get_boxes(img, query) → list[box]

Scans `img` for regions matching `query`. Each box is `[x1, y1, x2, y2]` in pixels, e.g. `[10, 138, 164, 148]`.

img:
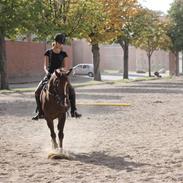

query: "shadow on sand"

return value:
[72, 151, 149, 172]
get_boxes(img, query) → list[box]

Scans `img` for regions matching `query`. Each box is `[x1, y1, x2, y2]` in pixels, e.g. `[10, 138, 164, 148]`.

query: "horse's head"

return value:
[48, 68, 72, 110]
[54, 68, 72, 81]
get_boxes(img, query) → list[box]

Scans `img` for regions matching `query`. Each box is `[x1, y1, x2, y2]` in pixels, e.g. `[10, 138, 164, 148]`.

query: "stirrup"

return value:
[71, 111, 82, 118]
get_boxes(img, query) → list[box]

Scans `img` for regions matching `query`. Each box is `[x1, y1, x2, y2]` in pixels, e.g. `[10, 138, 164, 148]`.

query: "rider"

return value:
[32, 33, 82, 120]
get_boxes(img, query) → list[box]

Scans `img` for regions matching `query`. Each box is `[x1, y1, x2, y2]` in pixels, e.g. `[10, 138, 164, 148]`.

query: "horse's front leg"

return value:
[58, 113, 66, 149]
[46, 119, 58, 149]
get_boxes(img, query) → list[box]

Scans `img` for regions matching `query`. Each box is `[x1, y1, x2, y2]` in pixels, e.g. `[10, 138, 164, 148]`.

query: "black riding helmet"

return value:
[54, 33, 66, 44]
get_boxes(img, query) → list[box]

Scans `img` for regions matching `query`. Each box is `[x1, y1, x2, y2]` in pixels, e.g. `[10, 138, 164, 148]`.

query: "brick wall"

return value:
[5, 41, 73, 83]
[5, 39, 171, 83]
[72, 39, 169, 73]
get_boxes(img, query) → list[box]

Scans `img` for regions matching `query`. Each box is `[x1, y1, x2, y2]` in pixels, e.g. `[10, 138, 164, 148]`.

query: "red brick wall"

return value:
[72, 40, 170, 73]
[5, 41, 73, 83]
[6, 41, 45, 82]
[5, 39, 173, 83]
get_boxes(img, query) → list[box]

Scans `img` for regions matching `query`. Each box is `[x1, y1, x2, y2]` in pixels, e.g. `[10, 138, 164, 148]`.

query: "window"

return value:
[83, 65, 89, 69]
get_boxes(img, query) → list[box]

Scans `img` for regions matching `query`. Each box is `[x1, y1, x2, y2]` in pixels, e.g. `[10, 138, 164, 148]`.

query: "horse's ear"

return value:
[55, 69, 60, 78]
[66, 68, 72, 76]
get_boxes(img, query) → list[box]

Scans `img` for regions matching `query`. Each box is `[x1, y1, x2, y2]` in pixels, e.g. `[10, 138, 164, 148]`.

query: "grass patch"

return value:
[0, 76, 163, 94]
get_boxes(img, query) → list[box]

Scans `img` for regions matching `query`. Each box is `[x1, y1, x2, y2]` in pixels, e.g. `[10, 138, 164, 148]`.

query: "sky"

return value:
[139, 0, 174, 13]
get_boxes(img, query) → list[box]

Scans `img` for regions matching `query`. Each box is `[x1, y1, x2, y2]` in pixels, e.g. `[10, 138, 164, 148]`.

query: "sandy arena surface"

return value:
[1, 77, 183, 183]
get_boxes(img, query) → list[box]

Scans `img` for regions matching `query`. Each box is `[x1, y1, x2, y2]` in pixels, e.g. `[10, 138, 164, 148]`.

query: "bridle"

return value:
[47, 74, 70, 109]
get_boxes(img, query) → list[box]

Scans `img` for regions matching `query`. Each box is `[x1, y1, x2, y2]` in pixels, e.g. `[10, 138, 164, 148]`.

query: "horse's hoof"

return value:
[48, 151, 72, 160]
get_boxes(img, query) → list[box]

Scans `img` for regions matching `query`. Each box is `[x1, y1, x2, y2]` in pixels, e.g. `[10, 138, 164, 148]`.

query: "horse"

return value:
[40, 68, 72, 151]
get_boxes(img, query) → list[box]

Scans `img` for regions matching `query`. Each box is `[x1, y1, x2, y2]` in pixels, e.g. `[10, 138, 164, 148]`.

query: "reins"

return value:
[46, 75, 69, 108]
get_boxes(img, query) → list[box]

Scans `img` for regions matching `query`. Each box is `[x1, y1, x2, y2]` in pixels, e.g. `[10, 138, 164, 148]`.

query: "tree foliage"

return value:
[73, 0, 140, 80]
[114, 0, 140, 79]
[1, 0, 173, 87]
[133, 9, 171, 76]
[0, 0, 39, 89]
[0, 0, 80, 88]
[0, 0, 31, 37]
[168, 0, 183, 52]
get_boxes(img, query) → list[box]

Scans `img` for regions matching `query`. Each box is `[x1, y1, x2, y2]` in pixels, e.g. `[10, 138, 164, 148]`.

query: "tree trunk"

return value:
[91, 43, 101, 81]
[169, 51, 178, 76]
[175, 51, 179, 76]
[123, 41, 129, 79]
[118, 39, 129, 79]
[0, 31, 9, 89]
[182, 50, 183, 74]
[147, 53, 152, 77]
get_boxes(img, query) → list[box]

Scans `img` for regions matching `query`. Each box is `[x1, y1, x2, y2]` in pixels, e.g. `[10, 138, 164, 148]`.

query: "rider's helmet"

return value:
[54, 33, 66, 44]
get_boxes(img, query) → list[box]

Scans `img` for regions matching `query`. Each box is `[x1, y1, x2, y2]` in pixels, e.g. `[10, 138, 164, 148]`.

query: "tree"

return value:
[168, 0, 183, 75]
[0, 0, 81, 89]
[69, 0, 110, 81]
[0, 1, 22, 89]
[29, 0, 105, 81]
[32, 0, 75, 40]
[0, 0, 45, 89]
[114, 1, 140, 79]
[133, 9, 171, 77]
[74, 0, 139, 81]
[53, 0, 124, 81]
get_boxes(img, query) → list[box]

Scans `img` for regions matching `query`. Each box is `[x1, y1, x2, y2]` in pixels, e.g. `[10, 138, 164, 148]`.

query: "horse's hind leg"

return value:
[58, 113, 66, 149]
[46, 119, 58, 149]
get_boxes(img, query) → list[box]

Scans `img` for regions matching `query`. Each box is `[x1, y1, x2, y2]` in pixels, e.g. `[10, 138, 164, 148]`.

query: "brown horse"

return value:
[40, 68, 72, 150]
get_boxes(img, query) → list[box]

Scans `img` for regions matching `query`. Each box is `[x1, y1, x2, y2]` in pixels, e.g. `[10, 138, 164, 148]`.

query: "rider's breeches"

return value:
[35, 76, 49, 97]
[34, 75, 49, 114]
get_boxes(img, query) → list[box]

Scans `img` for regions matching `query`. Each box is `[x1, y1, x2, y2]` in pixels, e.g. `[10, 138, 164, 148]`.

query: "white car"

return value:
[73, 64, 94, 77]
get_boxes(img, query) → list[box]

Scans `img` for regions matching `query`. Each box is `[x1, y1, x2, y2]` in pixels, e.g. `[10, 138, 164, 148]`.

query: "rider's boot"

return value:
[69, 87, 82, 118]
[71, 109, 82, 118]
[32, 96, 44, 120]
